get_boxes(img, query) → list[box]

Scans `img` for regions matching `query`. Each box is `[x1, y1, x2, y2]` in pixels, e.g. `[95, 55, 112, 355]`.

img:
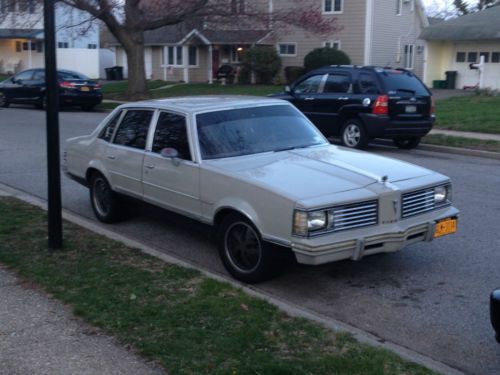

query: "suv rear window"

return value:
[378, 70, 428, 96]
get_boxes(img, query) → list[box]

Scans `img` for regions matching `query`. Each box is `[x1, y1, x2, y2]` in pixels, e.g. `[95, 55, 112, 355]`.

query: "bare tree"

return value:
[59, 0, 338, 99]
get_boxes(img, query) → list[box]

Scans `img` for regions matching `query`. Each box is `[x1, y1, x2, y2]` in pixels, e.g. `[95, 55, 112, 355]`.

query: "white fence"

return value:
[57, 48, 99, 79]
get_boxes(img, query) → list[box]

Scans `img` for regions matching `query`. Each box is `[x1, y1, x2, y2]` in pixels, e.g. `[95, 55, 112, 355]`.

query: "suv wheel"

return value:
[341, 119, 368, 149]
[393, 137, 421, 149]
[89, 173, 122, 223]
[217, 213, 281, 283]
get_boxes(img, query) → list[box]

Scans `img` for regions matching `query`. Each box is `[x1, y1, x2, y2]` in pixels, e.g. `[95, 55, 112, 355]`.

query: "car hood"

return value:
[204, 144, 435, 201]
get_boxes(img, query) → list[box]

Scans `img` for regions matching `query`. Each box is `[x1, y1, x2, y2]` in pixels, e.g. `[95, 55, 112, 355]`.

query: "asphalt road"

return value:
[1, 105, 499, 374]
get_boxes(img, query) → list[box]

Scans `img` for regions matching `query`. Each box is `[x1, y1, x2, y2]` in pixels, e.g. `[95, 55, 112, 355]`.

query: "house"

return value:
[107, 0, 429, 83]
[0, 0, 100, 78]
[420, 6, 500, 90]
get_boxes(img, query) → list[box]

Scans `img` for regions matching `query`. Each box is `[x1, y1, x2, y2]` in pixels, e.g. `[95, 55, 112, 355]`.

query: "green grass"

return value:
[0, 198, 434, 375]
[151, 83, 280, 98]
[423, 134, 500, 153]
[101, 80, 170, 94]
[435, 95, 500, 134]
[0, 74, 10, 82]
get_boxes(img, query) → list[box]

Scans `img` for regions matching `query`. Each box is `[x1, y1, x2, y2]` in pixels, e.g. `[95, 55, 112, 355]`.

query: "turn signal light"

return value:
[372, 95, 389, 116]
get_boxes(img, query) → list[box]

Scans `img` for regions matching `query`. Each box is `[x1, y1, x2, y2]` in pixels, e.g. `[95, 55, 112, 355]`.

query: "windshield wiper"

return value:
[394, 88, 416, 95]
[273, 144, 315, 153]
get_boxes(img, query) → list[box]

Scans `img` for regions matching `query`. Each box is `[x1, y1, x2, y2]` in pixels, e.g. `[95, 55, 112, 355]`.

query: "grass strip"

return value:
[423, 134, 500, 153]
[0, 198, 434, 375]
[435, 95, 500, 134]
[101, 80, 171, 95]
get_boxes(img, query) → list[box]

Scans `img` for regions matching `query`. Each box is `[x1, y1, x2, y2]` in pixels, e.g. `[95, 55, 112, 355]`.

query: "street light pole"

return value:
[44, 0, 63, 249]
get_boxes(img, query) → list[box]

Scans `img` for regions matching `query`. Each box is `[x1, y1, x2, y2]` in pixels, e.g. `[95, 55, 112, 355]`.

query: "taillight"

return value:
[430, 96, 435, 116]
[93, 83, 101, 89]
[59, 81, 76, 89]
[372, 95, 389, 116]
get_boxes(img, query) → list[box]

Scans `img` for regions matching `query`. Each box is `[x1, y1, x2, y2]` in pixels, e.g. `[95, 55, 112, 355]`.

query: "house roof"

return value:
[420, 6, 500, 41]
[0, 29, 44, 39]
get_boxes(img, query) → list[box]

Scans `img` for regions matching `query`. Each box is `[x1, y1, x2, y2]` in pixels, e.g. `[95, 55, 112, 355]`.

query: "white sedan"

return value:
[64, 96, 459, 283]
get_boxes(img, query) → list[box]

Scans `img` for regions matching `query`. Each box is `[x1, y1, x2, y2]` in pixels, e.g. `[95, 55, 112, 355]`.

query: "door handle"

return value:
[107, 155, 115, 160]
[145, 164, 155, 169]
[338, 97, 349, 100]
[304, 97, 315, 101]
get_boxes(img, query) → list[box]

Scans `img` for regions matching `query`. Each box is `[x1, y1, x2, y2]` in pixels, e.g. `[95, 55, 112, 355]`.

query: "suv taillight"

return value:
[372, 95, 389, 116]
[430, 96, 435, 116]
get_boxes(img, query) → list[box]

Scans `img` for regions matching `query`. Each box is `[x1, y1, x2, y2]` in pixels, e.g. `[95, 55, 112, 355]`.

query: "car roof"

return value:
[117, 96, 290, 114]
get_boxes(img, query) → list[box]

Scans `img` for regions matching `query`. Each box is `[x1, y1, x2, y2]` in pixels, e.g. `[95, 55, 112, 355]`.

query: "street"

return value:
[1, 105, 499, 374]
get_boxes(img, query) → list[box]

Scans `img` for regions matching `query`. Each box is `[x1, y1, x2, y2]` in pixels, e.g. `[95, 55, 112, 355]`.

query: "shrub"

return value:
[241, 46, 282, 84]
[284, 66, 306, 84]
[304, 48, 351, 72]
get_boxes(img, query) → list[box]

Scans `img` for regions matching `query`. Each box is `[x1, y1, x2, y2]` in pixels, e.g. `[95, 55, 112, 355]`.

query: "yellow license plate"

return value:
[434, 218, 457, 238]
[80, 86, 90, 92]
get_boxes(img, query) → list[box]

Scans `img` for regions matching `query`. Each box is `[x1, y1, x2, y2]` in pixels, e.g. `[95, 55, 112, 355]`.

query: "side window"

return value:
[33, 70, 45, 80]
[323, 73, 351, 93]
[357, 72, 379, 94]
[98, 110, 123, 142]
[152, 112, 191, 160]
[113, 110, 153, 149]
[294, 75, 325, 94]
[14, 70, 34, 82]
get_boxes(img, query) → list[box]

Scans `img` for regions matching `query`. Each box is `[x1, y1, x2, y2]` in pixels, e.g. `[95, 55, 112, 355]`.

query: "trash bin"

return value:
[445, 71, 458, 90]
[105, 67, 115, 81]
[113, 66, 124, 81]
[432, 80, 447, 89]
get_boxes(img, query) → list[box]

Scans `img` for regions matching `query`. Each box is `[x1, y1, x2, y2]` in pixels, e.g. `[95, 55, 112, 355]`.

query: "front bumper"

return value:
[291, 206, 458, 265]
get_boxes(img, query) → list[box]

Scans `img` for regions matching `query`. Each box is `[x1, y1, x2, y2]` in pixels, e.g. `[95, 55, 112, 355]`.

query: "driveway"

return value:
[1, 105, 499, 374]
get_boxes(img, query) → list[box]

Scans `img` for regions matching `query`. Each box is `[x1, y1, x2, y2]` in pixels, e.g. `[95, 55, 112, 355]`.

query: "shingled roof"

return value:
[420, 6, 500, 41]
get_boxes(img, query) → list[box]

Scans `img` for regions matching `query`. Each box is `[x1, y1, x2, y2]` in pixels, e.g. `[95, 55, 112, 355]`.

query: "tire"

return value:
[340, 119, 369, 149]
[89, 173, 122, 223]
[393, 137, 421, 149]
[217, 213, 282, 283]
[0, 93, 8, 108]
[36, 95, 47, 110]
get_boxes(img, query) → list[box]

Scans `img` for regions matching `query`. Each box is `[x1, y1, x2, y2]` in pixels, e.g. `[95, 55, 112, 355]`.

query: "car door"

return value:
[103, 109, 155, 198]
[26, 70, 46, 102]
[142, 111, 201, 218]
[288, 73, 327, 126]
[6, 70, 34, 101]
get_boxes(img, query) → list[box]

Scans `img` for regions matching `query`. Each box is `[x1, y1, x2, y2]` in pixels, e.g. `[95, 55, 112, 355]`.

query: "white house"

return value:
[0, 0, 100, 78]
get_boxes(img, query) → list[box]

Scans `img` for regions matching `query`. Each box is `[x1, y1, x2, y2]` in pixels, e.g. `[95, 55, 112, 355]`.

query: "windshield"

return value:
[378, 70, 429, 96]
[196, 105, 327, 160]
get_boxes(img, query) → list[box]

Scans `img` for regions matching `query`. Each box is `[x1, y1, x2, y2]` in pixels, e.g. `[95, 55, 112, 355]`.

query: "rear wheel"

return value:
[217, 213, 282, 283]
[393, 137, 421, 149]
[341, 119, 368, 149]
[89, 173, 122, 223]
[36, 95, 47, 110]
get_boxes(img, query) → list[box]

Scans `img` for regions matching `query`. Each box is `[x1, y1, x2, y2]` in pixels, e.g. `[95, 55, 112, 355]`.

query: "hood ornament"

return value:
[380, 175, 388, 183]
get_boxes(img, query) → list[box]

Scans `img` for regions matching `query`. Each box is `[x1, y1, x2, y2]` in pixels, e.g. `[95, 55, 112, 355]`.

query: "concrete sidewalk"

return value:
[430, 129, 500, 141]
[0, 265, 164, 375]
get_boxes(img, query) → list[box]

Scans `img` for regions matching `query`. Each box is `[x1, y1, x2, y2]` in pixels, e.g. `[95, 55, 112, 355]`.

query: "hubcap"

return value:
[343, 124, 361, 147]
[92, 178, 111, 217]
[224, 222, 262, 274]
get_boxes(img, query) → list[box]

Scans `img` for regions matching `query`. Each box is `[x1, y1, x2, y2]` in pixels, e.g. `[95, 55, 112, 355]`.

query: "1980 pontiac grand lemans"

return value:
[64, 97, 458, 283]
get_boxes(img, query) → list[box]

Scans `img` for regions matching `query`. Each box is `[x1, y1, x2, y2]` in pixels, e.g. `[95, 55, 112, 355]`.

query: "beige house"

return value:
[109, 0, 429, 83]
[420, 6, 500, 90]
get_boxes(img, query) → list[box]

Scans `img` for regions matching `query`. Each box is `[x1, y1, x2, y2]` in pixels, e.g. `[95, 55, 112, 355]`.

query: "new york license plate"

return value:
[434, 218, 457, 238]
[405, 105, 417, 113]
[80, 86, 90, 92]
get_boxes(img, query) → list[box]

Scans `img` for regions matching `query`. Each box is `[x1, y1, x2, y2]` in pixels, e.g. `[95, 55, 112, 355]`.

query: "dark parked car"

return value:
[271, 65, 435, 149]
[0, 68, 102, 111]
[492, 289, 500, 343]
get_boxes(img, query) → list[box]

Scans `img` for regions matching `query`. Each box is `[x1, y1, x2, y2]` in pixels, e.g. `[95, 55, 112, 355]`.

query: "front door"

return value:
[142, 110, 201, 218]
[289, 73, 327, 129]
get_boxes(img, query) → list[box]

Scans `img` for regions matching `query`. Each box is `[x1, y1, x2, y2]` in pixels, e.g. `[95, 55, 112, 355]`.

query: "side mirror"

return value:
[160, 147, 180, 166]
[285, 85, 292, 94]
[491, 289, 500, 343]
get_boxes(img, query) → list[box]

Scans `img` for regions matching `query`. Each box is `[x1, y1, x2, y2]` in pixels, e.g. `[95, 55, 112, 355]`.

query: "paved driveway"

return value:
[1, 105, 499, 374]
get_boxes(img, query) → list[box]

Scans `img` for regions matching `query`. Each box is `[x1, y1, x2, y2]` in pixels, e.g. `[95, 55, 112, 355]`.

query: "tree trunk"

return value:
[122, 32, 150, 100]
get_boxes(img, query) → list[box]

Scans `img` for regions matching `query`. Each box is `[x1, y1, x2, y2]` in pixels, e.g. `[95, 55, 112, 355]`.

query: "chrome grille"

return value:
[402, 187, 449, 218]
[332, 200, 378, 232]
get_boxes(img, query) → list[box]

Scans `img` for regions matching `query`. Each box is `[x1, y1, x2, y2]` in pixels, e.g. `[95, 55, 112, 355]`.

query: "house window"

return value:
[36, 41, 43, 53]
[88, 44, 97, 49]
[456, 52, 466, 63]
[58, 42, 69, 48]
[15, 41, 21, 52]
[396, 0, 402, 15]
[176, 46, 183, 65]
[278, 43, 296, 56]
[404, 44, 414, 69]
[324, 0, 342, 14]
[479, 52, 489, 63]
[324, 40, 341, 50]
[231, 46, 244, 63]
[22, 42, 37, 51]
[188, 46, 198, 66]
[467, 52, 477, 63]
[492, 52, 500, 63]
[165, 46, 183, 66]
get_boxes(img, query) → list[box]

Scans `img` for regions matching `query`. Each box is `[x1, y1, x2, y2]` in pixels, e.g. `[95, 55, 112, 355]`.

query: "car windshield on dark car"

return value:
[196, 105, 327, 160]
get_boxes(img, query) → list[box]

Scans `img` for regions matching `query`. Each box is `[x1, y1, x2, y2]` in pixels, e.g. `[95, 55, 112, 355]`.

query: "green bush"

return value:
[284, 66, 306, 84]
[241, 46, 282, 84]
[304, 48, 351, 71]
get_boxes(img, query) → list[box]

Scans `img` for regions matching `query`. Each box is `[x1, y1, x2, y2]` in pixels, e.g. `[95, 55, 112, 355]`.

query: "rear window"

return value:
[58, 70, 89, 80]
[378, 70, 429, 96]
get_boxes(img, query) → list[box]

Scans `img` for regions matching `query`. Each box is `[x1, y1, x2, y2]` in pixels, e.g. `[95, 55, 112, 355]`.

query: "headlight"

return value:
[434, 184, 452, 204]
[293, 209, 332, 236]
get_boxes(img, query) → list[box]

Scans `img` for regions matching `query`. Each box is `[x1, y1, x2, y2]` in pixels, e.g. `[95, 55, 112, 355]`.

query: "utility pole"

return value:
[44, 0, 63, 249]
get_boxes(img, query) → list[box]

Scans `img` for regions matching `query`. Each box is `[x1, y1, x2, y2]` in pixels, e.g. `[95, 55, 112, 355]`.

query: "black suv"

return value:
[272, 65, 435, 149]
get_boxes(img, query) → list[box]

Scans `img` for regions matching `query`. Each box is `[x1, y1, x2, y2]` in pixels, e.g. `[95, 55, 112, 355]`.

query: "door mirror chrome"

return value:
[491, 289, 500, 343]
[160, 147, 180, 166]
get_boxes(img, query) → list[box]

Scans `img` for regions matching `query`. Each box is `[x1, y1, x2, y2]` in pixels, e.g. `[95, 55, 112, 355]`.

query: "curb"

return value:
[0, 182, 465, 375]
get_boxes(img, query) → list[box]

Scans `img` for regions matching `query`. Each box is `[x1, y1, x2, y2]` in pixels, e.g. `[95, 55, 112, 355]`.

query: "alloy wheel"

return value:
[224, 222, 262, 274]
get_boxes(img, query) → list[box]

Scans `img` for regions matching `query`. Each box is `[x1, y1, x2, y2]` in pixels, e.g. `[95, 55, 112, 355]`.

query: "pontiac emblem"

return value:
[393, 199, 399, 215]
[380, 175, 388, 183]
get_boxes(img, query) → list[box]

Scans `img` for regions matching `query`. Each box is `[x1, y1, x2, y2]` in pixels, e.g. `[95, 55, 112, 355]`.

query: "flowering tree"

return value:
[59, 0, 338, 99]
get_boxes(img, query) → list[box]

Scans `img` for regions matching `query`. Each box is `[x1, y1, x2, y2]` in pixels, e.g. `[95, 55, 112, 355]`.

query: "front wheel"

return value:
[217, 213, 282, 283]
[0, 93, 9, 107]
[393, 137, 421, 149]
[340, 119, 368, 149]
[89, 173, 122, 223]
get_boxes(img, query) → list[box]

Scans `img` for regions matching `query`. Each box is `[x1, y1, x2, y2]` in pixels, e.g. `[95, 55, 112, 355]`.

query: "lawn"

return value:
[101, 80, 170, 94]
[0, 74, 10, 82]
[151, 83, 281, 98]
[435, 95, 500, 134]
[0, 197, 434, 375]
